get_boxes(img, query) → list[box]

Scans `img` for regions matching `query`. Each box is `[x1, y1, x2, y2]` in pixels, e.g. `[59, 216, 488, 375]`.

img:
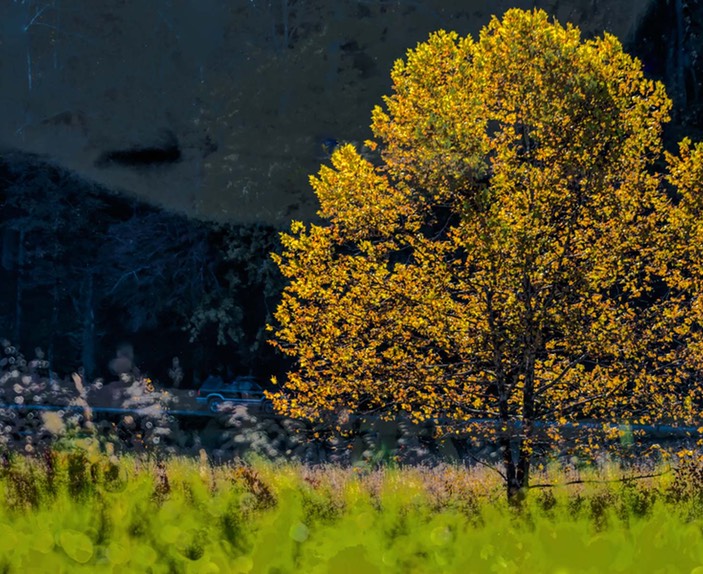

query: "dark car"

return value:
[196, 375, 273, 414]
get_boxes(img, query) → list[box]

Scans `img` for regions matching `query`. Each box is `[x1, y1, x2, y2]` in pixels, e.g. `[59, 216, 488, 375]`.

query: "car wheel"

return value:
[208, 398, 223, 413]
[263, 400, 274, 415]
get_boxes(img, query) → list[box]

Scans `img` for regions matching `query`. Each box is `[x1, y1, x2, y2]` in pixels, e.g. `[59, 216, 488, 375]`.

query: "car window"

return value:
[231, 377, 260, 389]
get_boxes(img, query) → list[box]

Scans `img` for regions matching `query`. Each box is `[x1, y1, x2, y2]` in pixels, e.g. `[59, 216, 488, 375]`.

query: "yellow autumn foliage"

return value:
[268, 9, 703, 501]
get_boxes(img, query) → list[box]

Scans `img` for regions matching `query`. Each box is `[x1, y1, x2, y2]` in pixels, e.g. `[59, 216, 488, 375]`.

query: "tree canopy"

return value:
[269, 8, 703, 502]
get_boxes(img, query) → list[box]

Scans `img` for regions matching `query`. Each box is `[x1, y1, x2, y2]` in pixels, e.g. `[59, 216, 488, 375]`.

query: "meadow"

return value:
[1, 447, 703, 573]
[3, 342, 703, 572]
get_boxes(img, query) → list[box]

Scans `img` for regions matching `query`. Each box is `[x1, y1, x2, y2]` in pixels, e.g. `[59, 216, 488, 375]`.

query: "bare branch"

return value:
[529, 466, 673, 489]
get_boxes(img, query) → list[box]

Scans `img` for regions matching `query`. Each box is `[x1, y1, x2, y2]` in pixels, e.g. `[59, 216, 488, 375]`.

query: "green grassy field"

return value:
[1, 448, 703, 573]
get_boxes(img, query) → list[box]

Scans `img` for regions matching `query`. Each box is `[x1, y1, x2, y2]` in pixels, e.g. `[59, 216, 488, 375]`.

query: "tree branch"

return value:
[528, 466, 673, 489]
[534, 353, 587, 398]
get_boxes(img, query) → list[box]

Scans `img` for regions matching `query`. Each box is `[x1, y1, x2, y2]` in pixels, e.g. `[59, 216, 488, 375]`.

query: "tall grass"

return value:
[0, 450, 702, 572]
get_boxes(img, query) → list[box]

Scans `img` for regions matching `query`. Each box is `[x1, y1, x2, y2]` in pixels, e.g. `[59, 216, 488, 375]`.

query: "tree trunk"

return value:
[449, 435, 470, 462]
[489, 280, 534, 506]
[80, 272, 96, 381]
[501, 437, 531, 507]
[48, 209, 61, 372]
[498, 369, 534, 506]
[502, 434, 524, 506]
[1, 228, 16, 271]
[14, 229, 25, 345]
[48, 278, 59, 370]
[515, 353, 536, 507]
[516, 431, 531, 502]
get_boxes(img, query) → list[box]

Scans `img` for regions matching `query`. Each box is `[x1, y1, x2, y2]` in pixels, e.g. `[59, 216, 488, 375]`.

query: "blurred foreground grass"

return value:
[1, 450, 703, 572]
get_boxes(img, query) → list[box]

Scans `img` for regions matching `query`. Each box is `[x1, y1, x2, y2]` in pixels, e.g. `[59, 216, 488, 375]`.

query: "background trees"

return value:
[0, 152, 281, 385]
[269, 9, 703, 503]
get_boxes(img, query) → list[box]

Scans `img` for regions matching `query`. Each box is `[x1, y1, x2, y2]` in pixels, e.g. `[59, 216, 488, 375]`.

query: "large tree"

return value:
[269, 9, 702, 503]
